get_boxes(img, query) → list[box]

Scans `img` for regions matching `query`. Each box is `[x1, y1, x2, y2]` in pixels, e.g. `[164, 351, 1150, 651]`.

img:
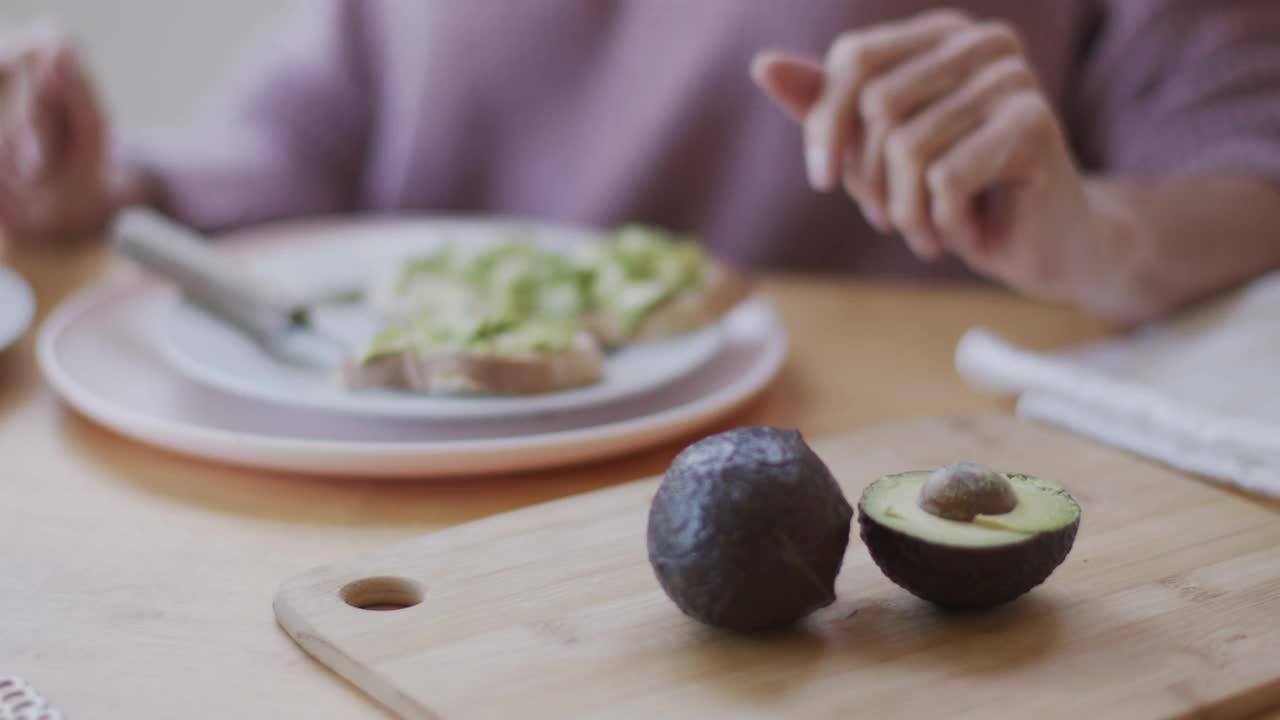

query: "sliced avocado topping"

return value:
[368, 225, 712, 361]
[860, 471, 1079, 548]
[361, 307, 577, 360]
[394, 238, 587, 319]
[578, 225, 707, 332]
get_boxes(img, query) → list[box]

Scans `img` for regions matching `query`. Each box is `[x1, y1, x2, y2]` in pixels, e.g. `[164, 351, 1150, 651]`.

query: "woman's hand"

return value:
[0, 25, 121, 243]
[753, 10, 1105, 313]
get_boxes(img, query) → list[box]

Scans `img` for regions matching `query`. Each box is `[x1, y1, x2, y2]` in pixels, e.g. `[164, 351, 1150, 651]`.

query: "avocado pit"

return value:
[918, 462, 1018, 522]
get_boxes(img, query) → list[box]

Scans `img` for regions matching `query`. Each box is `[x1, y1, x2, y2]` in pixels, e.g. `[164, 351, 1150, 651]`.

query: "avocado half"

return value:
[647, 427, 853, 632]
[858, 468, 1080, 609]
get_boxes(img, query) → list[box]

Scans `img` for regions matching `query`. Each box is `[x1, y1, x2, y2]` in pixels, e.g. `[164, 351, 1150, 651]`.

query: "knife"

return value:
[111, 208, 375, 370]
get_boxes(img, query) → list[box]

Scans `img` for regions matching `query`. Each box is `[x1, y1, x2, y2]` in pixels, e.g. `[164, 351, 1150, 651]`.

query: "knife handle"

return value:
[112, 208, 294, 341]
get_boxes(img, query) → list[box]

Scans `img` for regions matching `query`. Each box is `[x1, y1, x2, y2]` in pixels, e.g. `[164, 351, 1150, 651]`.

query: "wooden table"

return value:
[2, 245, 1274, 718]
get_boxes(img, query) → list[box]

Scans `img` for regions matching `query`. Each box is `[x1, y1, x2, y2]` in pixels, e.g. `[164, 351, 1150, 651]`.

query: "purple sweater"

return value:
[136, 0, 1280, 279]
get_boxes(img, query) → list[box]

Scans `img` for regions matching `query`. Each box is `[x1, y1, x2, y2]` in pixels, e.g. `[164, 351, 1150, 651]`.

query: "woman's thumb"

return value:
[750, 51, 824, 121]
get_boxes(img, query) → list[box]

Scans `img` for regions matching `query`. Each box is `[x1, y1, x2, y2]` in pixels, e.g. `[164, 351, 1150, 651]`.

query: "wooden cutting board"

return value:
[274, 415, 1280, 720]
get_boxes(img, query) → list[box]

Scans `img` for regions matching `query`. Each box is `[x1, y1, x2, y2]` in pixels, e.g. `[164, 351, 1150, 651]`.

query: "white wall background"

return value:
[1, 0, 298, 132]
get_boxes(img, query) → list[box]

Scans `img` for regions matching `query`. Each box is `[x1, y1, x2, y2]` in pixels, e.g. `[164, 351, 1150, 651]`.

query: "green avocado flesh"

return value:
[861, 471, 1080, 547]
[365, 225, 707, 359]
[362, 311, 577, 360]
[575, 225, 706, 334]
[858, 470, 1081, 610]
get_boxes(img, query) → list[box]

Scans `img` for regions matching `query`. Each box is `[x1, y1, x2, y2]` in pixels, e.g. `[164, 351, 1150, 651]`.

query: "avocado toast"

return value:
[343, 226, 748, 396]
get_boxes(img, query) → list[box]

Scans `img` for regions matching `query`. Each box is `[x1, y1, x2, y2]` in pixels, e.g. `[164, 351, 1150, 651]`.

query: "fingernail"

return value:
[858, 201, 888, 233]
[748, 54, 769, 87]
[905, 236, 940, 262]
[16, 132, 44, 182]
[806, 145, 833, 191]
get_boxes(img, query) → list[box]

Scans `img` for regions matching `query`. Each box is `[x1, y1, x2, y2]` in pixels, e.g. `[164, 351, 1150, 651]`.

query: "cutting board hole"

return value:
[340, 576, 424, 611]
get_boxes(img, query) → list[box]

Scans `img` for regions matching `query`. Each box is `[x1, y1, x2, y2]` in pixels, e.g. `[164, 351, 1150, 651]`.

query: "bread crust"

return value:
[341, 331, 605, 395]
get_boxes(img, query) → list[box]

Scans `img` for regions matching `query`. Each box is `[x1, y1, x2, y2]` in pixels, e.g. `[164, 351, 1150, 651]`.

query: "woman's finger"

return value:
[925, 90, 1059, 271]
[50, 42, 104, 168]
[881, 116, 973, 259]
[0, 21, 62, 71]
[0, 47, 34, 131]
[880, 55, 1039, 258]
[20, 53, 62, 181]
[0, 172, 29, 236]
[804, 10, 966, 193]
[750, 52, 824, 121]
[0, 57, 37, 183]
[856, 21, 1023, 231]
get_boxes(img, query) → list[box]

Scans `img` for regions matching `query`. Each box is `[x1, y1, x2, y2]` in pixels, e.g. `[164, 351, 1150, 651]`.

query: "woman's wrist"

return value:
[1074, 179, 1165, 325]
[1077, 174, 1280, 326]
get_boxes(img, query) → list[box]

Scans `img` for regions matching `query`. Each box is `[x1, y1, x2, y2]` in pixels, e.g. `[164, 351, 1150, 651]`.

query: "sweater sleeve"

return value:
[1069, 0, 1280, 186]
[129, 0, 374, 232]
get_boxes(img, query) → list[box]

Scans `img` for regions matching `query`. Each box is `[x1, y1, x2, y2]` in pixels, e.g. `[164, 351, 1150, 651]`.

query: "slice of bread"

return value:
[340, 330, 605, 396]
[589, 262, 752, 348]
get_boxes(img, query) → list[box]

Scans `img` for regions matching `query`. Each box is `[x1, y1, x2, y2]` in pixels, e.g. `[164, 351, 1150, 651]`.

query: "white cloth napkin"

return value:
[955, 272, 1280, 499]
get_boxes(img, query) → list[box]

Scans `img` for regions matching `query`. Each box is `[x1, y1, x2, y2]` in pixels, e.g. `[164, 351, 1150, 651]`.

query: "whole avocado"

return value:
[646, 427, 853, 632]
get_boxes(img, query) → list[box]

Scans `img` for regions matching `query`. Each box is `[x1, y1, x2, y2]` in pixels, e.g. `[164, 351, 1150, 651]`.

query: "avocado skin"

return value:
[647, 427, 853, 632]
[858, 479, 1079, 610]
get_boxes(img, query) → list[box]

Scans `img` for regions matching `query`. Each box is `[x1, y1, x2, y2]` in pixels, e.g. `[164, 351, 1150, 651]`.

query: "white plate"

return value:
[158, 218, 723, 419]
[162, 304, 721, 419]
[38, 218, 788, 478]
[0, 267, 35, 352]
